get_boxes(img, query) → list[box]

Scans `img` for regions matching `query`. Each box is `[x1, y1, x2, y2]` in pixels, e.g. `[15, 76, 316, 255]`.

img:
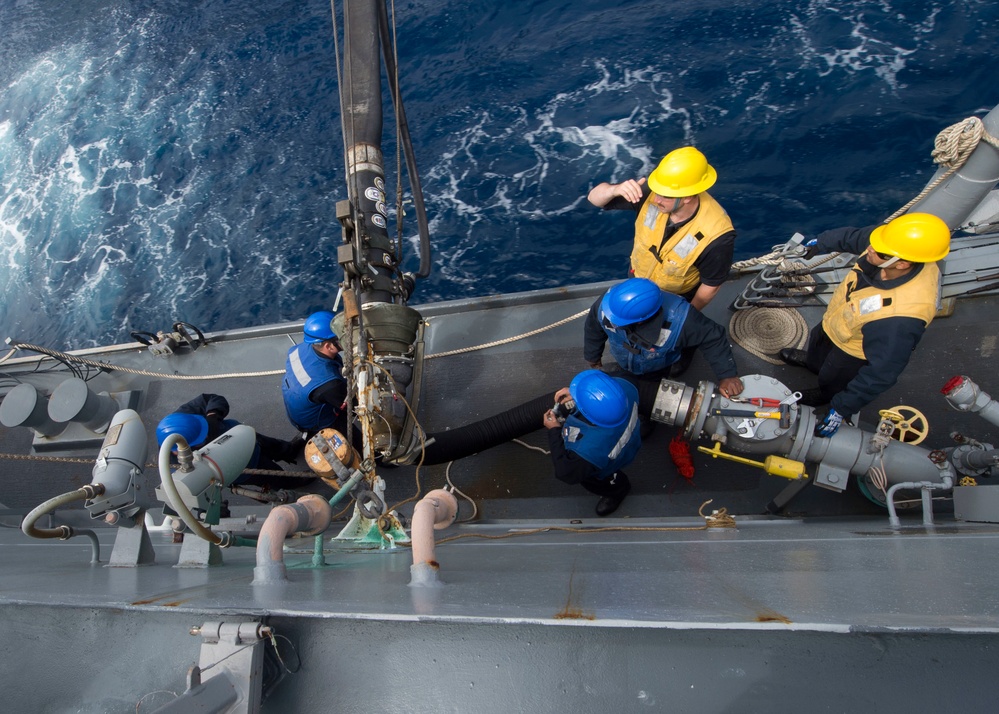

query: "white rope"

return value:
[728, 307, 809, 365]
[425, 308, 588, 359]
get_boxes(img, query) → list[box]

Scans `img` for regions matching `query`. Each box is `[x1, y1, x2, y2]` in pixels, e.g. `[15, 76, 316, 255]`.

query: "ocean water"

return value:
[1, 0, 997, 349]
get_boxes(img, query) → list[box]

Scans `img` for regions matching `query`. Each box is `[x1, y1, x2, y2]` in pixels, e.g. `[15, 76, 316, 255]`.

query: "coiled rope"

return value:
[885, 115, 999, 222]
[729, 307, 809, 365]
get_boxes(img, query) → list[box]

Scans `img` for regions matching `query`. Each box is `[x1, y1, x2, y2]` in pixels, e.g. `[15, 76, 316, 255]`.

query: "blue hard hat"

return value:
[600, 278, 662, 326]
[569, 370, 630, 428]
[303, 310, 338, 344]
[156, 413, 210, 448]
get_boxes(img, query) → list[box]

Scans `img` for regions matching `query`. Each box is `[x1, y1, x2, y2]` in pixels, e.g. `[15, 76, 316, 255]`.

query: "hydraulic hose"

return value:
[377, 0, 431, 278]
[21, 485, 103, 563]
[158, 434, 254, 549]
[421, 391, 557, 465]
[621, 376, 665, 420]
[417, 379, 664, 466]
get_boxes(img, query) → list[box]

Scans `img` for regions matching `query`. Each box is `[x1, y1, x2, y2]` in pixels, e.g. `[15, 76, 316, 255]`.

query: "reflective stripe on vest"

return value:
[821, 261, 940, 360]
[563, 381, 641, 479]
[282, 343, 345, 431]
[629, 191, 733, 294]
[601, 293, 689, 375]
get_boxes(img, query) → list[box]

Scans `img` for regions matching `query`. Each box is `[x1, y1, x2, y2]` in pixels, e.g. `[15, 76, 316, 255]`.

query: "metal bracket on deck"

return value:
[148, 621, 268, 714]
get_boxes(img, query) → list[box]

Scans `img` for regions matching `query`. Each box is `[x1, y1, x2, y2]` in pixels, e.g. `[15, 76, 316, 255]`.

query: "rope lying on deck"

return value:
[728, 307, 809, 365]
[402, 499, 737, 548]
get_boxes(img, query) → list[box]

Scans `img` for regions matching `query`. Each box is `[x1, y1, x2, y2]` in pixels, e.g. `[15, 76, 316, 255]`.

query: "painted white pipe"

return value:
[253, 495, 333, 583]
[409, 489, 458, 587]
[887, 456, 956, 528]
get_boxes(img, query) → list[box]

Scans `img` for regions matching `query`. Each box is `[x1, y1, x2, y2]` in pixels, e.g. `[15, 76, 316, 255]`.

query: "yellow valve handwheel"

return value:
[878, 405, 929, 445]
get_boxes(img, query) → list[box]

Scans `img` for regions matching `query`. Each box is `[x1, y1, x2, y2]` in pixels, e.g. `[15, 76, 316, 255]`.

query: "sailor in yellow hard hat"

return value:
[778, 213, 952, 437]
[587, 147, 736, 377]
[587, 146, 736, 313]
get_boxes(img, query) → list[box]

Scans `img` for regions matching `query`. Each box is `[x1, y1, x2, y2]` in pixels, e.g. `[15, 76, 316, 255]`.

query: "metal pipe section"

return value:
[951, 445, 999, 474]
[21, 485, 103, 563]
[310, 468, 367, 567]
[341, 0, 404, 305]
[941, 375, 999, 428]
[909, 103, 999, 229]
[649, 375, 946, 491]
[409, 489, 459, 587]
[158, 433, 225, 547]
[887, 452, 956, 528]
[254, 495, 333, 583]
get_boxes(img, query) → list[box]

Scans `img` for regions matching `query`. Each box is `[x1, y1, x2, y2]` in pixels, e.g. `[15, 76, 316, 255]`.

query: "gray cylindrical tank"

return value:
[0, 383, 67, 437]
[47, 377, 118, 434]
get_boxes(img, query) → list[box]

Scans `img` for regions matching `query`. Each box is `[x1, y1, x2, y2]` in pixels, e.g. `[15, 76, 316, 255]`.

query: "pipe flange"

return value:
[650, 379, 695, 426]
[683, 381, 715, 441]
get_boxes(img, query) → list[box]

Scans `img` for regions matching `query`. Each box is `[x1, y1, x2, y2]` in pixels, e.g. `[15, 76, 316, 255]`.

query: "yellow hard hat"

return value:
[870, 213, 951, 263]
[647, 147, 717, 197]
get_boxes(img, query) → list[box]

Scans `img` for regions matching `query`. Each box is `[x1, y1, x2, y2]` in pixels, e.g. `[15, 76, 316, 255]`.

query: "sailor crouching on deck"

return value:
[543, 370, 642, 517]
[282, 310, 349, 438]
[584, 277, 744, 399]
[778, 213, 951, 437]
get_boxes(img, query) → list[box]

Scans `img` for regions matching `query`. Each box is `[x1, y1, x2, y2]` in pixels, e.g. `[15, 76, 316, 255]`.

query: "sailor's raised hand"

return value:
[616, 177, 646, 204]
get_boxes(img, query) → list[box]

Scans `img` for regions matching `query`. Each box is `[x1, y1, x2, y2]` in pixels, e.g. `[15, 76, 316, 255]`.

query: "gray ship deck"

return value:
[3, 513, 999, 712]
[3, 279, 999, 712]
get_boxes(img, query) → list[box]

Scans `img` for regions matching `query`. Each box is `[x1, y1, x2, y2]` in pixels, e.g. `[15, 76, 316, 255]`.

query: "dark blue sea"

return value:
[1, 0, 998, 349]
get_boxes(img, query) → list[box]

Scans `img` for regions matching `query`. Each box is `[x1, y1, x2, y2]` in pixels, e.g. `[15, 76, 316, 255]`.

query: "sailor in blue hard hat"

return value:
[281, 310, 349, 437]
[584, 278, 744, 399]
[542, 369, 642, 516]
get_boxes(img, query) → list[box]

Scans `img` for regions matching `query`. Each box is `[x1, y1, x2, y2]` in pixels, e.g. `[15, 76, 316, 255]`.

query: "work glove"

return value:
[814, 408, 844, 438]
[799, 238, 821, 260]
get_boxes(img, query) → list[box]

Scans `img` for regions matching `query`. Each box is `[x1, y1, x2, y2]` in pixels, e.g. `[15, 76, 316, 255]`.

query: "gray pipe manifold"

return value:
[650, 374, 944, 491]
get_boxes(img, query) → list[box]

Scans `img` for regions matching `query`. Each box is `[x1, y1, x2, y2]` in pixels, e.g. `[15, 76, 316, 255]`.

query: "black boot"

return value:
[778, 348, 809, 369]
[595, 478, 631, 517]
[281, 435, 306, 464]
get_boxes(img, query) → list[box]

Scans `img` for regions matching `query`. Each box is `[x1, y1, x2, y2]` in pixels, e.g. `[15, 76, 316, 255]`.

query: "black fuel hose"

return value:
[419, 377, 665, 466]
[421, 391, 557, 465]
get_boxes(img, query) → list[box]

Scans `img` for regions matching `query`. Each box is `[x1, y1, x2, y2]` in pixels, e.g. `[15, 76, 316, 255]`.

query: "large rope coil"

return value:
[729, 307, 809, 365]
[886, 115, 999, 222]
